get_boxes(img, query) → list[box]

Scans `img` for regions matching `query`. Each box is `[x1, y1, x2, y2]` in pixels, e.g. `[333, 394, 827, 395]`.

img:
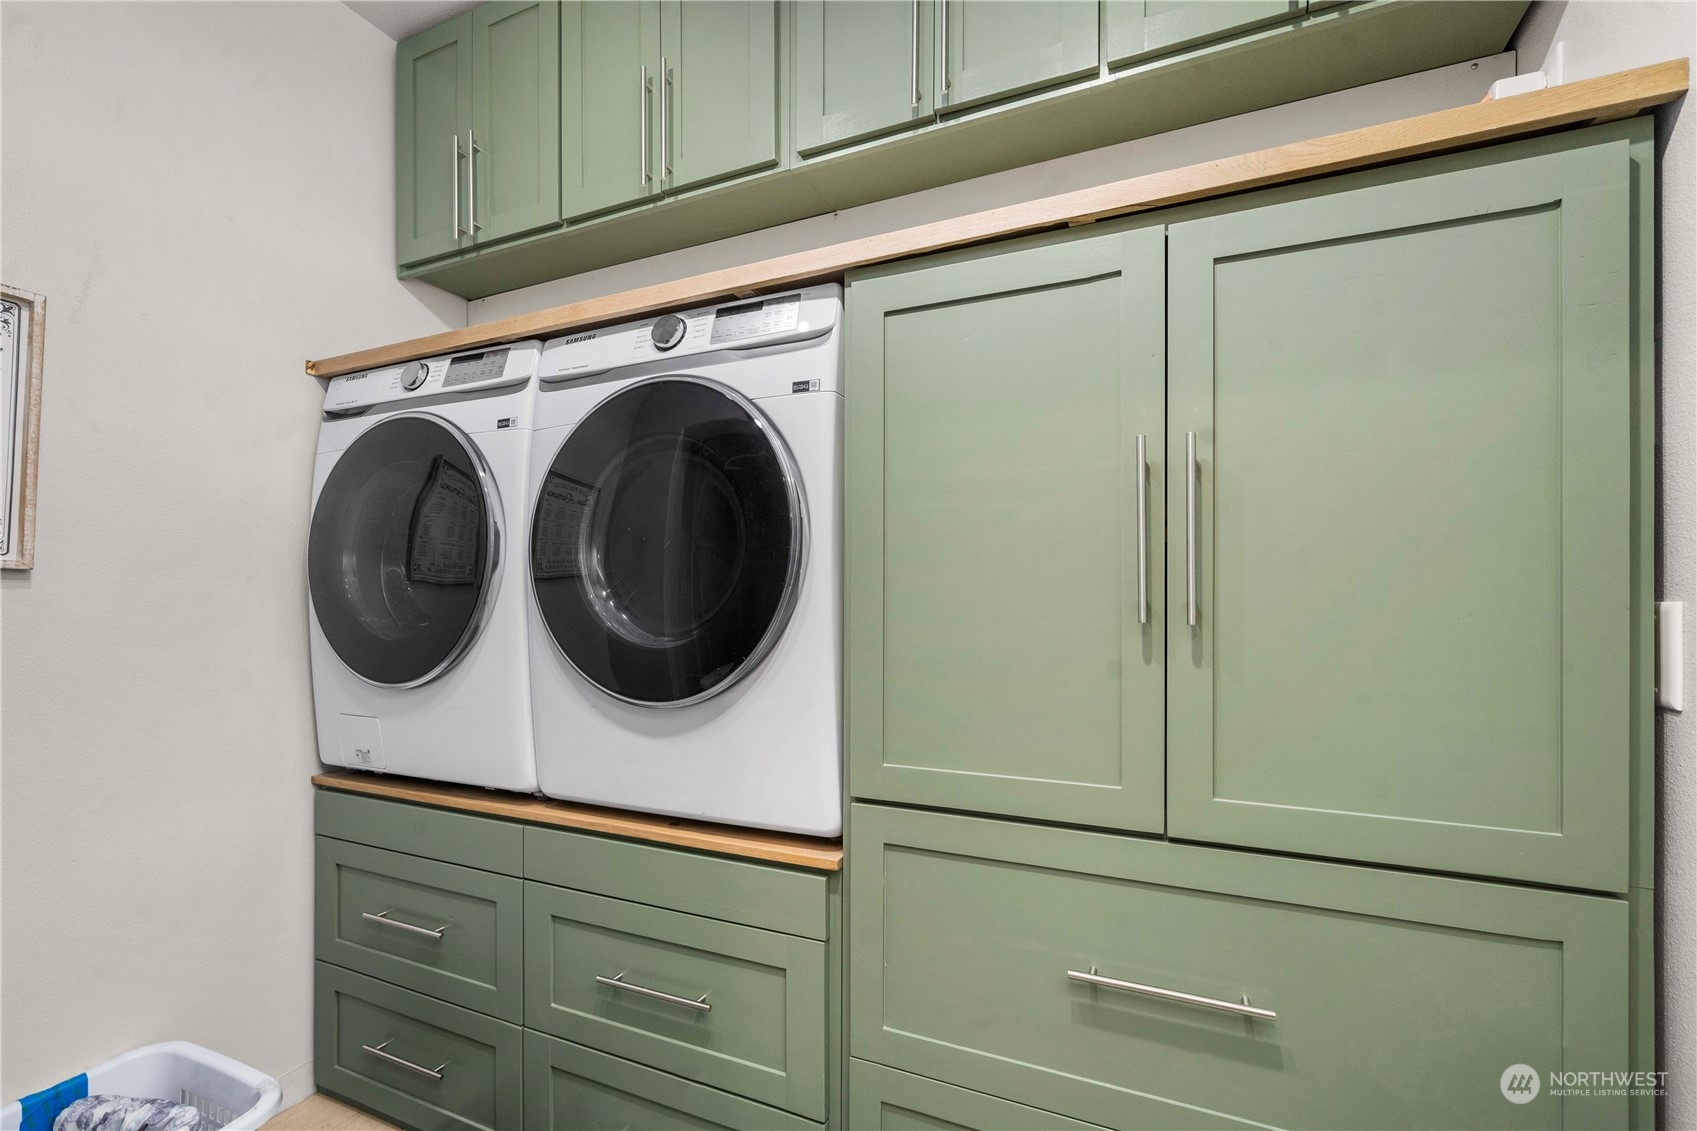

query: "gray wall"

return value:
[0, 0, 465, 1103]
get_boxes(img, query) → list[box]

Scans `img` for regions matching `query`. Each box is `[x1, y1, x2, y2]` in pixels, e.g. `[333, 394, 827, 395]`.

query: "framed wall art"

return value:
[1, 285, 45, 569]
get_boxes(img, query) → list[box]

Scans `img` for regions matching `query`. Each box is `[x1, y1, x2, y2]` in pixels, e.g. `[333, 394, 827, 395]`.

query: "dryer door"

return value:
[531, 376, 806, 706]
[309, 413, 502, 688]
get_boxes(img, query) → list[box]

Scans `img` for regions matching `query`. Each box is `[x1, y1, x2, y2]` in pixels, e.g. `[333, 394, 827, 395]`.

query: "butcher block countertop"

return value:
[313, 770, 844, 872]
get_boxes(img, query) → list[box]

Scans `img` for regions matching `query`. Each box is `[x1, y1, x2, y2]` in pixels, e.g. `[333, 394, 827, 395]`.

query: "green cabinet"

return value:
[1104, 0, 1301, 68]
[562, 1, 777, 219]
[315, 963, 524, 1131]
[793, 1, 933, 156]
[851, 802, 1633, 1131]
[1166, 136, 1637, 893]
[396, 14, 472, 265]
[396, 3, 560, 265]
[471, 1, 562, 244]
[850, 1061, 1108, 1131]
[846, 227, 1166, 834]
[525, 1032, 820, 1130]
[937, 0, 1099, 112]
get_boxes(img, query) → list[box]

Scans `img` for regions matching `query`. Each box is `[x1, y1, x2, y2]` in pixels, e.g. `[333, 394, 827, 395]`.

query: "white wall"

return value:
[0, 1, 465, 1103]
[1512, 6, 1697, 1126]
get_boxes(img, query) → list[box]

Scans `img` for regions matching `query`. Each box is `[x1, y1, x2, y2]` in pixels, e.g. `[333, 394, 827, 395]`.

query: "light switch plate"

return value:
[1657, 601, 1683, 712]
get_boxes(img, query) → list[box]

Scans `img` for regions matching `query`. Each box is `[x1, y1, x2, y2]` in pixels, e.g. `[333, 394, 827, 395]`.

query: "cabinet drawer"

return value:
[851, 804, 1631, 1131]
[315, 789, 522, 875]
[314, 964, 521, 1131]
[850, 1060, 1107, 1131]
[525, 881, 828, 1120]
[524, 1031, 820, 1130]
[315, 837, 522, 1020]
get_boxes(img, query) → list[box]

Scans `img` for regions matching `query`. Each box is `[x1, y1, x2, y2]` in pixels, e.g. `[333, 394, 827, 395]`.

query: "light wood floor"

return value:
[262, 1094, 398, 1131]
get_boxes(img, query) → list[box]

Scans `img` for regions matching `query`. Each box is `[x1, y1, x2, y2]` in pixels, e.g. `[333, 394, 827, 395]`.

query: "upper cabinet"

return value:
[562, 1, 778, 220]
[937, 0, 1099, 112]
[793, 1, 934, 156]
[396, 15, 473, 265]
[397, 2, 561, 267]
[1104, 0, 1302, 69]
[397, 0, 1533, 298]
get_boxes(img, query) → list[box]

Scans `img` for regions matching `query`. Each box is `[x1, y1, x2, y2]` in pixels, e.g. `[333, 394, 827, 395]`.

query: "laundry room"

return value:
[0, 2, 1693, 1129]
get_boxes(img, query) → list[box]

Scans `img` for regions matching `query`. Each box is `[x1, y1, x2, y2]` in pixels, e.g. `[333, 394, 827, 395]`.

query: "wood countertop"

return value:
[313, 771, 844, 872]
[306, 59, 1688, 380]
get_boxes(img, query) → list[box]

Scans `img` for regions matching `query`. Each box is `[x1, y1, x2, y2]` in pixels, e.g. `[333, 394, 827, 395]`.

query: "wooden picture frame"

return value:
[1, 285, 45, 569]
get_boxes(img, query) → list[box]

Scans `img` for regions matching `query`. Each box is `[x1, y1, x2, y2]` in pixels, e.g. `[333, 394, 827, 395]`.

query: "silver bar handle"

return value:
[909, 0, 921, 107]
[938, 0, 950, 97]
[466, 129, 482, 233]
[595, 971, 712, 1013]
[1136, 434, 1148, 625]
[362, 910, 448, 941]
[361, 1040, 448, 1080]
[1186, 431, 1198, 627]
[639, 65, 651, 186]
[1068, 967, 1276, 1021]
[660, 58, 672, 178]
[452, 134, 467, 238]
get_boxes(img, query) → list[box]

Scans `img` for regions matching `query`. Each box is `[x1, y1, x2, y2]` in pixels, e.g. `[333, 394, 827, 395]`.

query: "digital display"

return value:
[443, 349, 509, 389]
[710, 295, 801, 345]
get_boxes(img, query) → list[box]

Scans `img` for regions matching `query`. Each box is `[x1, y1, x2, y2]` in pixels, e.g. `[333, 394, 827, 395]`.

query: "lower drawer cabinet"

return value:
[525, 1030, 821, 1130]
[850, 1061, 1107, 1131]
[315, 963, 522, 1131]
[525, 881, 829, 1121]
[850, 804, 1632, 1131]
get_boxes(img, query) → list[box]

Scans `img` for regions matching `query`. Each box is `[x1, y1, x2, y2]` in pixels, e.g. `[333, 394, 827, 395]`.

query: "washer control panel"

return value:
[539, 286, 838, 382]
[324, 340, 542, 414]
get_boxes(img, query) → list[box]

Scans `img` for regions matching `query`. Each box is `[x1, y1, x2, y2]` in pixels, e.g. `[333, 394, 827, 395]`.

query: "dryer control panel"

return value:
[324, 341, 543, 414]
[539, 286, 839, 383]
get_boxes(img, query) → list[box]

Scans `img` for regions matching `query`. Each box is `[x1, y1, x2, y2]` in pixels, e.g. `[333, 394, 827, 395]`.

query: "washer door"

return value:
[309, 413, 502, 688]
[531, 376, 806, 707]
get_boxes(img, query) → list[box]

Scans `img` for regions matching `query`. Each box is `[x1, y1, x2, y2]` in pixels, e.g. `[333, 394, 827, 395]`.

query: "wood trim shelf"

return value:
[307, 59, 1687, 379]
[312, 771, 844, 871]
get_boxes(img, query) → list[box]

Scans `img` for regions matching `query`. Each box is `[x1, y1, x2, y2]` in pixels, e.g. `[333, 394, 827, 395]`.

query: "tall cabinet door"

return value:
[793, 0, 934, 158]
[660, 1, 780, 195]
[846, 228, 1167, 833]
[1167, 139, 1638, 891]
[471, 1, 561, 244]
[561, 0, 660, 221]
[396, 14, 472, 266]
[937, 0, 1098, 113]
[1103, 1, 1301, 69]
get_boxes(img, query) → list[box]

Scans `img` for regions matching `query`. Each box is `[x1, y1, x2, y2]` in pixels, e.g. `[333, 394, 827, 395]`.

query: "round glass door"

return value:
[530, 376, 806, 706]
[308, 413, 501, 687]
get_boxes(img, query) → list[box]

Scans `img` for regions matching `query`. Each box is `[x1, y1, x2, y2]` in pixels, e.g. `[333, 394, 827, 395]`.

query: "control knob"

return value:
[400, 360, 429, 391]
[650, 314, 687, 351]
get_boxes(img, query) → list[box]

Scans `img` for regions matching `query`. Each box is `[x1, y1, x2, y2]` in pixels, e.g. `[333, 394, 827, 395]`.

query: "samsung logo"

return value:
[559, 331, 597, 346]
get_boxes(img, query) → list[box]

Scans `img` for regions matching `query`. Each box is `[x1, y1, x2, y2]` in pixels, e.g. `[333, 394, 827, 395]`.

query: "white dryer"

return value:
[308, 342, 542, 792]
[527, 286, 842, 836]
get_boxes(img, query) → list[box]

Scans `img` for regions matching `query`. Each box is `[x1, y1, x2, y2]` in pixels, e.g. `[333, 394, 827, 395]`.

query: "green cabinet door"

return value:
[846, 228, 1166, 833]
[937, 0, 1098, 113]
[793, 1, 934, 157]
[850, 1061, 1109, 1131]
[659, 1, 780, 195]
[1167, 134, 1641, 892]
[1103, 1, 1302, 68]
[396, 13, 472, 266]
[470, 0, 561, 244]
[561, 0, 660, 220]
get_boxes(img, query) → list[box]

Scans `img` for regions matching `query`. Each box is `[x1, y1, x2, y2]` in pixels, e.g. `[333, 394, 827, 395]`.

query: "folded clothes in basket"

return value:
[51, 1097, 211, 1131]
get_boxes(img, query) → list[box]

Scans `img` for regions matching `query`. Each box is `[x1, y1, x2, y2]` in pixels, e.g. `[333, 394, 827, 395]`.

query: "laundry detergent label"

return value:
[534, 470, 598, 579]
[407, 455, 483, 584]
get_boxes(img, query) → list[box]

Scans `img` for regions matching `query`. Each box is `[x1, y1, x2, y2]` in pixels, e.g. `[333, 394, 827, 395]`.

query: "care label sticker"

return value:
[534, 471, 598, 579]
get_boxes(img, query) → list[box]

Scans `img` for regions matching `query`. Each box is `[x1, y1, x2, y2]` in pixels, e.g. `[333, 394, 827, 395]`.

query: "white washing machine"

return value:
[308, 341, 543, 792]
[527, 286, 842, 836]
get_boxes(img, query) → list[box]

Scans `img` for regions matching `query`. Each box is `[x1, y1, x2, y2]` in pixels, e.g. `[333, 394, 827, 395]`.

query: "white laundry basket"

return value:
[0, 1043, 281, 1131]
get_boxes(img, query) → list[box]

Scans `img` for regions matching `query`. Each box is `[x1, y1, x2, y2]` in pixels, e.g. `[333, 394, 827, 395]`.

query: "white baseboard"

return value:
[275, 1058, 316, 1109]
